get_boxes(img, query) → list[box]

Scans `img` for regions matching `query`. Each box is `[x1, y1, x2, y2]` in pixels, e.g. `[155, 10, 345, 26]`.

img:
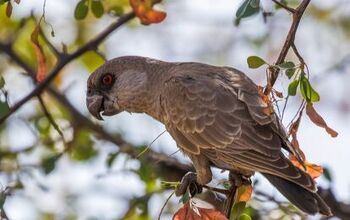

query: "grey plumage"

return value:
[86, 56, 332, 216]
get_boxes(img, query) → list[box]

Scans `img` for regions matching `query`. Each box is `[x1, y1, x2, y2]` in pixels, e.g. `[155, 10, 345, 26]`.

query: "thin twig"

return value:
[281, 95, 289, 119]
[158, 191, 175, 220]
[39, 26, 61, 58]
[272, 0, 296, 13]
[291, 42, 305, 65]
[137, 130, 166, 158]
[37, 94, 65, 140]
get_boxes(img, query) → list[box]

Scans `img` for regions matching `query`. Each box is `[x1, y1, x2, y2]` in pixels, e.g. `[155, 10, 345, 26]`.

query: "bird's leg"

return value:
[175, 172, 202, 196]
[175, 154, 212, 197]
[229, 171, 252, 187]
[223, 171, 252, 217]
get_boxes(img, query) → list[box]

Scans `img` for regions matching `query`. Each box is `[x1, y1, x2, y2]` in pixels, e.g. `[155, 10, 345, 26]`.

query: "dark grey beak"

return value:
[86, 95, 104, 120]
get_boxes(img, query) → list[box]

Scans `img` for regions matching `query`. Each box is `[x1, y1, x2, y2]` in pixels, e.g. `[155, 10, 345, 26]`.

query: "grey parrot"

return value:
[86, 56, 331, 216]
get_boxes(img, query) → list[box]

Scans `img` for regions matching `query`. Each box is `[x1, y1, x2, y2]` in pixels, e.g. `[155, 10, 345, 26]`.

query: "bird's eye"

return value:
[101, 74, 114, 86]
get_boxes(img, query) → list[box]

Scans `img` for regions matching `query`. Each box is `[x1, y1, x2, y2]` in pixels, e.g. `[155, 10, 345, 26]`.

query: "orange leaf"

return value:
[289, 155, 323, 179]
[234, 185, 253, 203]
[31, 25, 47, 82]
[173, 201, 228, 220]
[288, 113, 306, 161]
[256, 85, 273, 115]
[306, 103, 338, 138]
[129, 0, 166, 25]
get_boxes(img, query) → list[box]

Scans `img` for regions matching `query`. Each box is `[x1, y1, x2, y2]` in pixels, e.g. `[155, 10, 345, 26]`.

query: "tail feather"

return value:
[263, 173, 332, 216]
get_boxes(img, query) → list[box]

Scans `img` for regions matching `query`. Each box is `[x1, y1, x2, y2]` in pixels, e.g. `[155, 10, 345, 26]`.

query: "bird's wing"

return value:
[161, 67, 315, 191]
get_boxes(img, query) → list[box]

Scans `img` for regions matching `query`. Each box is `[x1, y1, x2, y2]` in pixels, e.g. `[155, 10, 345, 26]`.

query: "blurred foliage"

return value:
[0, 0, 349, 219]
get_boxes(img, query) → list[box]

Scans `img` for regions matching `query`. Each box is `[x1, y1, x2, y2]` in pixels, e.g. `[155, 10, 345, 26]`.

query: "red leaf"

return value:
[31, 25, 47, 82]
[173, 201, 228, 220]
[129, 0, 166, 25]
[306, 103, 338, 137]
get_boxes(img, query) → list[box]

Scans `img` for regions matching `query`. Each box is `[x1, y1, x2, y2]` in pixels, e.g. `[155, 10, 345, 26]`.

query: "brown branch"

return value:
[0, 12, 135, 125]
[264, 0, 311, 95]
[1, 39, 191, 179]
[223, 184, 237, 217]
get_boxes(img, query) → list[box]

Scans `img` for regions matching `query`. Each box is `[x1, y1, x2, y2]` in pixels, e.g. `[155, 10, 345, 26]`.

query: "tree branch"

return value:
[264, 0, 311, 95]
[0, 12, 135, 125]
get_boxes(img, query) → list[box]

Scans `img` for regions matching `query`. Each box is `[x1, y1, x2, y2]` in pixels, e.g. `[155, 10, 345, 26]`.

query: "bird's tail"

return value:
[262, 173, 332, 216]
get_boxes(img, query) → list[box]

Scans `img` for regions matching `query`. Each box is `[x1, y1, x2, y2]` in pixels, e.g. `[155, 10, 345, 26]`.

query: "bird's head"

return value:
[86, 56, 152, 120]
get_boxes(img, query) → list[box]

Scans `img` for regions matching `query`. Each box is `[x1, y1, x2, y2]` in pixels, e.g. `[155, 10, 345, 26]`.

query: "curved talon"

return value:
[175, 172, 203, 197]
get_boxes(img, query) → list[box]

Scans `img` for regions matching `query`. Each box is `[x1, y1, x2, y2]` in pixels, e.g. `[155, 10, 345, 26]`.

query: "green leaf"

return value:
[300, 75, 320, 103]
[110, 5, 124, 16]
[0, 0, 9, 5]
[179, 190, 190, 204]
[14, 179, 24, 189]
[279, 61, 295, 69]
[288, 80, 299, 96]
[106, 152, 119, 168]
[235, 0, 260, 25]
[69, 130, 97, 161]
[0, 76, 5, 89]
[323, 167, 332, 182]
[74, 0, 89, 20]
[91, 0, 104, 18]
[247, 56, 266, 69]
[230, 202, 246, 220]
[0, 100, 9, 118]
[285, 68, 296, 79]
[0, 191, 6, 209]
[80, 51, 105, 72]
[41, 154, 61, 174]
[238, 213, 252, 220]
[300, 76, 310, 102]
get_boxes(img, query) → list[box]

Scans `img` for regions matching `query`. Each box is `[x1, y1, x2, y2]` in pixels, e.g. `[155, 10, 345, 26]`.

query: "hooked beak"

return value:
[87, 94, 121, 120]
[87, 95, 104, 120]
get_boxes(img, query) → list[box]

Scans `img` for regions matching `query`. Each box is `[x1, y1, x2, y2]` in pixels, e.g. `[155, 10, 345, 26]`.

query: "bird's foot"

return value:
[229, 171, 251, 187]
[175, 172, 203, 197]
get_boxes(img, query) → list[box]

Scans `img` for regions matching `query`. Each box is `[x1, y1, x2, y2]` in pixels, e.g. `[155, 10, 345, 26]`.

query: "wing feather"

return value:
[161, 65, 314, 191]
